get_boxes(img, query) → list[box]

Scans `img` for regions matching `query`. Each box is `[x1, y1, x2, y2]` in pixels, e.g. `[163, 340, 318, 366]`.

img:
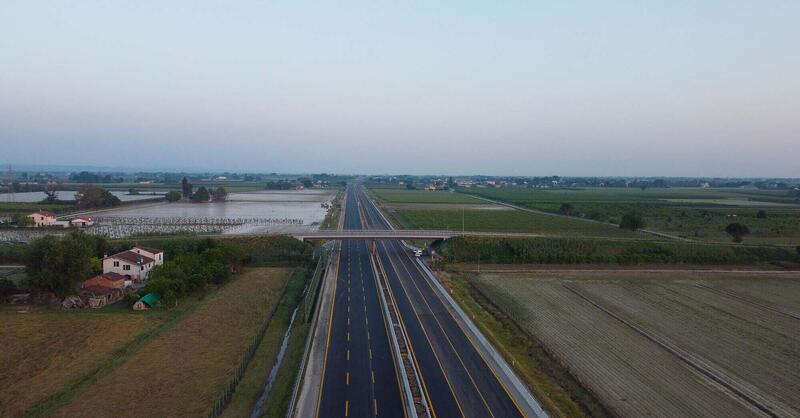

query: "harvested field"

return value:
[472, 269, 800, 417]
[48, 268, 290, 418]
[0, 311, 164, 418]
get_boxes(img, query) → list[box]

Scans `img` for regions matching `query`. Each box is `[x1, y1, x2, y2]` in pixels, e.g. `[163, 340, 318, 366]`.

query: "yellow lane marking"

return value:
[346, 372, 350, 385]
[400, 242, 504, 417]
[345, 400, 349, 417]
[315, 243, 341, 418]
[382, 242, 457, 418]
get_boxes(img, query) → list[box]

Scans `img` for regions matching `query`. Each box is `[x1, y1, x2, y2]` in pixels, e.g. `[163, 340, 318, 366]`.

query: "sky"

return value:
[1, 1, 798, 177]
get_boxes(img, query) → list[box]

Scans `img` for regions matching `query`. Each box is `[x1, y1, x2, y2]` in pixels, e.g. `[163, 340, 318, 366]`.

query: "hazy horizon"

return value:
[2, 1, 798, 177]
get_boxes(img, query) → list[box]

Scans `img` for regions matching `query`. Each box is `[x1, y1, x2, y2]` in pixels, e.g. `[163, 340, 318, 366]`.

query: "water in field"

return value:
[93, 190, 335, 235]
[4, 190, 162, 202]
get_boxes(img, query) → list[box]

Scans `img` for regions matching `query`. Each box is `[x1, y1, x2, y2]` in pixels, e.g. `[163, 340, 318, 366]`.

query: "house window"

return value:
[113, 261, 119, 267]
[140, 266, 144, 271]
[123, 265, 130, 271]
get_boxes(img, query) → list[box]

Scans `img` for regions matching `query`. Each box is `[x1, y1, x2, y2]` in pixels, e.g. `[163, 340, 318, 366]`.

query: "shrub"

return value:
[619, 210, 646, 231]
[165, 191, 182, 202]
[725, 223, 750, 243]
[756, 210, 767, 219]
[558, 203, 574, 215]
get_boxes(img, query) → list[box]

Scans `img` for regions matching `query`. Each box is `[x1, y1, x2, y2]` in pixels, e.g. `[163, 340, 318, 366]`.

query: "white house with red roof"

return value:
[26, 210, 57, 227]
[102, 248, 162, 283]
[130, 246, 164, 266]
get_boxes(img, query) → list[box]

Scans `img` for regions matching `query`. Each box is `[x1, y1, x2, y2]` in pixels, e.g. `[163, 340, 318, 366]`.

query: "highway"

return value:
[317, 185, 405, 418]
[316, 184, 534, 417]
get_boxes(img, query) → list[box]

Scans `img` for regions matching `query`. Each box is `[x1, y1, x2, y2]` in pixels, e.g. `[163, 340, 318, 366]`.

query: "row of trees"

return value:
[176, 177, 227, 202]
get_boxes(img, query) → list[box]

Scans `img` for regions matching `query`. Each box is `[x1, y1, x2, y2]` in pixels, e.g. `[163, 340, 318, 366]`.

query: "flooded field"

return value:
[92, 190, 335, 236]
[4, 191, 162, 202]
[0, 190, 336, 240]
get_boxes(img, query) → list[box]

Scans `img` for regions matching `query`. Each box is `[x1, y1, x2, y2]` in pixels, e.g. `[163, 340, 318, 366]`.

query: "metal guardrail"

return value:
[285, 246, 335, 418]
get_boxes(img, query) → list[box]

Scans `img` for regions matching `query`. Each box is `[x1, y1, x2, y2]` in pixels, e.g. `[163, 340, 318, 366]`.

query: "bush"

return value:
[725, 223, 750, 243]
[558, 203, 574, 215]
[619, 210, 646, 231]
[190, 186, 210, 202]
[756, 210, 767, 219]
[165, 191, 182, 202]
[0, 278, 18, 297]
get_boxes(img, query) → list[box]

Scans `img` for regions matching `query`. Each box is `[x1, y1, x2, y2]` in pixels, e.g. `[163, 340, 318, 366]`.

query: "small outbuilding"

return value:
[70, 216, 95, 227]
[133, 292, 161, 311]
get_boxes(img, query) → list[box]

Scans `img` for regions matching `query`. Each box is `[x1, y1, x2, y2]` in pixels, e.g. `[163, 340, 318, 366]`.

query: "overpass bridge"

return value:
[292, 229, 458, 241]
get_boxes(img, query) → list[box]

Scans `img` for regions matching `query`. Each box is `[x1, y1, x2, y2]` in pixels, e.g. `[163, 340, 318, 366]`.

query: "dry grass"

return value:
[48, 268, 290, 418]
[473, 269, 800, 417]
[0, 311, 163, 418]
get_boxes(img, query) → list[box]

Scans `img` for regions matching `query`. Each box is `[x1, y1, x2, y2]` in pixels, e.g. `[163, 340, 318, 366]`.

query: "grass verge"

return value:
[220, 267, 309, 417]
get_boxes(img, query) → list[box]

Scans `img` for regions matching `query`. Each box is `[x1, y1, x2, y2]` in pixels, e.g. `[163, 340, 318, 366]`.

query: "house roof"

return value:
[132, 245, 164, 255]
[106, 250, 155, 265]
[82, 285, 118, 295]
[30, 210, 56, 217]
[72, 216, 94, 222]
[87, 272, 126, 282]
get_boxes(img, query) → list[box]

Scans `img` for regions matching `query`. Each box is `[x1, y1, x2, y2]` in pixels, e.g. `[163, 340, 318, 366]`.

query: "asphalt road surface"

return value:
[317, 185, 527, 417]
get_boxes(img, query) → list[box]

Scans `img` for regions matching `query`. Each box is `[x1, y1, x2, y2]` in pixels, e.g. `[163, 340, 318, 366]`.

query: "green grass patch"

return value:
[436, 236, 800, 265]
[458, 187, 800, 244]
[394, 208, 643, 238]
[371, 188, 480, 204]
[222, 268, 309, 417]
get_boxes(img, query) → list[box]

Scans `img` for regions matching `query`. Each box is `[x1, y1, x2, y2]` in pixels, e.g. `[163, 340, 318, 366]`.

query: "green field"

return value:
[458, 187, 800, 244]
[0, 202, 74, 216]
[392, 208, 646, 238]
[370, 188, 481, 204]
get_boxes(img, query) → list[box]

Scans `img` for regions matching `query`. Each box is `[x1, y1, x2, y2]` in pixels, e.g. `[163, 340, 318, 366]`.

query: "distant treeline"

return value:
[435, 236, 800, 265]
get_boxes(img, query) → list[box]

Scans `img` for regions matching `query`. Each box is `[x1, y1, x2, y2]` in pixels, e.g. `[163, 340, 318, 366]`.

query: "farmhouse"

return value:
[70, 216, 95, 227]
[103, 250, 158, 283]
[26, 210, 57, 227]
[130, 246, 164, 266]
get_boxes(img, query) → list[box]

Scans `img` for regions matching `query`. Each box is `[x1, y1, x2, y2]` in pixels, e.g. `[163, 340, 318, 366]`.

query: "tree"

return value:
[26, 232, 97, 296]
[42, 182, 59, 203]
[756, 210, 767, 219]
[15, 214, 34, 227]
[165, 191, 182, 202]
[558, 203, 574, 216]
[619, 210, 646, 231]
[128, 188, 139, 195]
[181, 177, 192, 199]
[212, 187, 228, 202]
[725, 223, 750, 243]
[190, 186, 210, 202]
[0, 278, 18, 297]
[74, 185, 121, 209]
